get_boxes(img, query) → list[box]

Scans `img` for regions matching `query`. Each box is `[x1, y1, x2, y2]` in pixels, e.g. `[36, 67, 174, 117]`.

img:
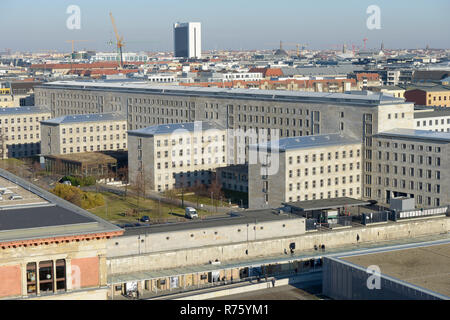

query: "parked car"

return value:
[140, 216, 150, 222]
[185, 207, 198, 219]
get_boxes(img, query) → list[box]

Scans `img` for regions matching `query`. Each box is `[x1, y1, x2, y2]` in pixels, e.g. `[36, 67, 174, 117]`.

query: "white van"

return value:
[9, 194, 23, 200]
[185, 207, 198, 219]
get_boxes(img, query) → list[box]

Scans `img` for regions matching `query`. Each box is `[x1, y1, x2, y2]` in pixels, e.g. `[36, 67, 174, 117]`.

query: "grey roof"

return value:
[38, 80, 406, 106]
[0, 204, 95, 231]
[374, 128, 450, 142]
[41, 112, 126, 125]
[249, 133, 361, 152]
[414, 109, 450, 119]
[0, 106, 50, 116]
[127, 121, 225, 137]
[283, 197, 371, 212]
[282, 65, 358, 76]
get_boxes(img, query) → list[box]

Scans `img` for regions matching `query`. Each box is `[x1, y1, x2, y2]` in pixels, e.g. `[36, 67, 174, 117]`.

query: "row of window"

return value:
[156, 146, 225, 158]
[62, 134, 126, 144]
[376, 141, 441, 153]
[288, 150, 360, 164]
[62, 143, 126, 153]
[155, 157, 226, 169]
[285, 187, 361, 202]
[61, 123, 126, 134]
[154, 135, 225, 148]
[416, 118, 450, 127]
[2, 133, 40, 141]
[376, 178, 441, 193]
[287, 163, 361, 177]
[0, 125, 40, 132]
[376, 152, 441, 166]
[0, 116, 48, 124]
[287, 175, 361, 191]
[376, 165, 440, 179]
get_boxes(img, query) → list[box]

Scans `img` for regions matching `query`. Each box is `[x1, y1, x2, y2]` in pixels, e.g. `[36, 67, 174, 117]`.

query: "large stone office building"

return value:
[370, 128, 450, 207]
[0, 106, 51, 159]
[249, 133, 362, 209]
[40, 113, 127, 156]
[127, 121, 227, 192]
[35, 81, 415, 201]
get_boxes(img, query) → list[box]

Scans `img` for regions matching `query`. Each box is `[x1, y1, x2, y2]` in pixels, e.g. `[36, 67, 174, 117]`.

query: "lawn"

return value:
[88, 192, 211, 223]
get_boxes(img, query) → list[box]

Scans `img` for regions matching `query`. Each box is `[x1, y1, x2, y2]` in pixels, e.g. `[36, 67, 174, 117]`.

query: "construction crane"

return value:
[363, 38, 368, 50]
[109, 12, 124, 69]
[65, 40, 90, 54]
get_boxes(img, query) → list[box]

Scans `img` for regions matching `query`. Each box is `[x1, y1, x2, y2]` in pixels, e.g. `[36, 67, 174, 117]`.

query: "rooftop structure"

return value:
[41, 113, 125, 125]
[37, 81, 405, 106]
[324, 242, 450, 299]
[249, 133, 361, 152]
[374, 128, 450, 142]
[127, 121, 224, 137]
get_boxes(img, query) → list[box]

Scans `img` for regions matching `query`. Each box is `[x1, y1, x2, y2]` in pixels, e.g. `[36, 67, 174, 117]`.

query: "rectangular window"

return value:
[26, 263, 37, 295]
[39, 261, 54, 294]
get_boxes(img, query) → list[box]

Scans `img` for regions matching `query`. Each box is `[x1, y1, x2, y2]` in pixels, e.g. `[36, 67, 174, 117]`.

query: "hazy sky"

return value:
[1, 0, 449, 52]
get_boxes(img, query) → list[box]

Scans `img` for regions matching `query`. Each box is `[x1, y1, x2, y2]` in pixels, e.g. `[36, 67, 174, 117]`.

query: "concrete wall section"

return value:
[322, 257, 445, 300]
[107, 217, 449, 276]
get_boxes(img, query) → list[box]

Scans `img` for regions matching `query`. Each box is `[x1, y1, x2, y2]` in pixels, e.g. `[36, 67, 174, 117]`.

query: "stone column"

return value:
[21, 263, 28, 299]
[66, 258, 73, 292]
[99, 254, 107, 287]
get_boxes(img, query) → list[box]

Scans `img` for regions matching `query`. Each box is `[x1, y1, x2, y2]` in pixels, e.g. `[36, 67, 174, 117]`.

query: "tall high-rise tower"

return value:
[173, 22, 202, 59]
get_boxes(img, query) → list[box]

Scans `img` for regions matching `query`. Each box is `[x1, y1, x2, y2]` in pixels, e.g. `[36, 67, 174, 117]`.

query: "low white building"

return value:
[414, 108, 450, 133]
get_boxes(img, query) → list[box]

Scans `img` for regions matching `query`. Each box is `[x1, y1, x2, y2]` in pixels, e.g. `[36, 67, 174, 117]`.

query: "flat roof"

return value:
[128, 121, 225, 137]
[121, 209, 301, 236]
[342, 243, 450, 298]
[0, 106, 50, 116]
[45, 152, 118, 165]
[414, 108, 450, 119]
[374, 128, 450, 142]
[0, 168, 122, 243]
[250, 133, 361, 152]
[38, 81, 407, 106]
[284, 197, 371, 211]
[41, 112, 125, 125]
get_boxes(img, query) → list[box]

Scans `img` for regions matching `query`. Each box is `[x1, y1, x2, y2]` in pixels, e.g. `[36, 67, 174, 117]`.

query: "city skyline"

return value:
[1, 0, 450, 53]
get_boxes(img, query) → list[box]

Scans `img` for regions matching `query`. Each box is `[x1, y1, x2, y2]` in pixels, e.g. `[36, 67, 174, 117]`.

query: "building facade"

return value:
[370, 128, 449, 207]
[35, 81, 416, 200]
[404, 86, 450, 107]
[0, 106, 51, 159]
[40, 113, 127, 156]
[249, 134, 362, 209]
[127, 121, 227, 192]
[414, 109, 450, 133]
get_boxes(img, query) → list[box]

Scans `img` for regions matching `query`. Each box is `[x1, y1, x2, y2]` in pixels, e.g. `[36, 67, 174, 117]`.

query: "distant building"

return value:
[173, 22, 202, 59]
[0, 106, 51, 159]
[127, 121, 227, 192]
[40, 113, 127, 156]
[404, 85, 450, 107]
[249, 133, 362, 209]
